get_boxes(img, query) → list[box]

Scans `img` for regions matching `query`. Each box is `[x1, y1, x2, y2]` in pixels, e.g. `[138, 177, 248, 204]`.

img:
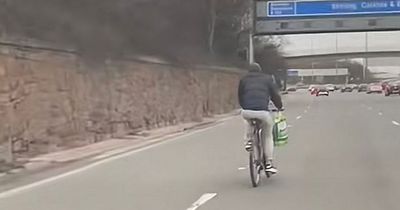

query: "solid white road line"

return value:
[392, 121, 400, 126]
[0, 124, 224, 199]
[187, 193, 217, 210]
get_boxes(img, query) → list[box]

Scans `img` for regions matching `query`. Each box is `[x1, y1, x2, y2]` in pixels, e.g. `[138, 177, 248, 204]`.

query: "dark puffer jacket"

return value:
[238, 71, 283, 111]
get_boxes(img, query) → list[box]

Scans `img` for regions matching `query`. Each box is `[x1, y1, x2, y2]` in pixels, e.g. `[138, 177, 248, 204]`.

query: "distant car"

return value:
[341, 86, 353, 92]
[358, 84, 368, 92]
[311, 87, 318, 95]
[317, 87, 329, 96]
[383, 81, 400, 96]
[367, 84, 383, 94]
[308, 85, 317, 92]
[326, 84, 335, 92]
[287, 87, 297, 92]
[349, 84, 358, 90]
[381, 79, 398, 90]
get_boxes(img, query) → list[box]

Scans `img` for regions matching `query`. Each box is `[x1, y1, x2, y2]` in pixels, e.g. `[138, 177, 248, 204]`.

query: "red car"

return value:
[384, 81, 400, 96]
[381, 79, 398, 90]
[311, 87, 318, 95]
[367, 84, 383, 94]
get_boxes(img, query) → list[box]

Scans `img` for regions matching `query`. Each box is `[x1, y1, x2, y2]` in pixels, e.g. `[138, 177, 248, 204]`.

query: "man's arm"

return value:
[267, 76, 283, 109]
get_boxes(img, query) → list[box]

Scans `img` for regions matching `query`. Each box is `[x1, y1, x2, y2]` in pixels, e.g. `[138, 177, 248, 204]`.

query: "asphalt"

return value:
[1, 90, 400, 210]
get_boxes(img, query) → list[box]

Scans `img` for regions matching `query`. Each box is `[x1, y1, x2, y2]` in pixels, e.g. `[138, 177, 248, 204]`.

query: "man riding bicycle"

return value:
[238, 63, 283, 174]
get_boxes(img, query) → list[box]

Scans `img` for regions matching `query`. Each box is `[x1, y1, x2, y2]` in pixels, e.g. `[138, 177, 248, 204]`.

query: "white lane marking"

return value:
[92, 146, 136, 161]
[288, 125, 293, 128]
[0, 124, 224, 199]
[392, 121, 400, 126]
[238, 167, 247, 171]
[378, 112, 383, 116]
[296, 116, 302, 120]
[187, 193, 217, 210]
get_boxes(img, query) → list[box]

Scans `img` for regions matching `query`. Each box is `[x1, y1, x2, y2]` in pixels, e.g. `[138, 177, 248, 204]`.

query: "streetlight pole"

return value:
[335, 34, 339, 70]
[248, 0, 256, 64]
[363, 32, 368, 82]
[335, 33, 339, 83]
[249, 33, 254, 64]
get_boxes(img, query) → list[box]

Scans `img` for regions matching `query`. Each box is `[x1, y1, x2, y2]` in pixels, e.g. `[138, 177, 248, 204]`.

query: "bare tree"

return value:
[1, 0, 254, 63]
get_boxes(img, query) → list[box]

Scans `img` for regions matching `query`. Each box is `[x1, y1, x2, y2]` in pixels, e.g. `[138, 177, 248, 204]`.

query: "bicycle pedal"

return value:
[245, 141, 252, 152]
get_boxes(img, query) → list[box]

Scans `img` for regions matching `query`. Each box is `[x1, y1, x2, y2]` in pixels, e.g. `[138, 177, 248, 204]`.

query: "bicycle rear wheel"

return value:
[249, 150, 260, 187]
[249, 131, 262, 187]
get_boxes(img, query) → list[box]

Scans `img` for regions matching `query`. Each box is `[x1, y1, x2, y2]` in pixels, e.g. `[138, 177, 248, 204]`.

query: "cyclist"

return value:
[238, 63, 283, 174]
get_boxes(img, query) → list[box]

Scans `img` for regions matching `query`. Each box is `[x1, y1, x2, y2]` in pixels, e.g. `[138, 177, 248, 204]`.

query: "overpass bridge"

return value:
[285, 50, 400, 68]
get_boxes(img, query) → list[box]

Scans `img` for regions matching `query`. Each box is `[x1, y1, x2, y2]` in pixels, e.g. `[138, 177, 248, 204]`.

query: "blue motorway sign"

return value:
[267, 0, 400, 18]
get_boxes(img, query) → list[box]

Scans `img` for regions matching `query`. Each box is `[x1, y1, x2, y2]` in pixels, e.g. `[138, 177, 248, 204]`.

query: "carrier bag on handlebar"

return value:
[273, 113, 288, 147]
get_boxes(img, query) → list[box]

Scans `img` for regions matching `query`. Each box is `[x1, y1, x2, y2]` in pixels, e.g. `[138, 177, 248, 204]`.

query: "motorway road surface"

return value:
[1, 90, 400, 210]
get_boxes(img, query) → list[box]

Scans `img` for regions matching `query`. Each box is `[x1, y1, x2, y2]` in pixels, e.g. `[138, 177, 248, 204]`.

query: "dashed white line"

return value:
[392, 121, 400, 126]
[296, 116, 302, 120]
[187, 193, 217, 210]
[238, 167, 247, 171]
[288, 125, 293, 128]
[378, 112, 383, 116]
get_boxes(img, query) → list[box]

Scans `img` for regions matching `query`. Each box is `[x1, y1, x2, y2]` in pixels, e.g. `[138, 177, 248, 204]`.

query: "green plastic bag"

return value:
[273, 112, 288, 147]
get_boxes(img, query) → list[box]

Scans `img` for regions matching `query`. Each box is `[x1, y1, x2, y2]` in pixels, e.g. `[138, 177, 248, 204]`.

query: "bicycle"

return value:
[247, 109, 283, 187]
[248, 119, 270, 187]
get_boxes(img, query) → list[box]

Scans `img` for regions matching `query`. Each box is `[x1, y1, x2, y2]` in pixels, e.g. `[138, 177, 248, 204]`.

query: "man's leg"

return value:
[244, 119, 252, 141]
[261, 113, 278, 173]
[262, 114, 274, 162]
[243, 119, 253, 151]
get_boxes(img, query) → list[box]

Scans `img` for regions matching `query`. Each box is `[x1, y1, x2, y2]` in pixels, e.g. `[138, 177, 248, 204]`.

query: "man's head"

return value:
[248, 63, 262, 73]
